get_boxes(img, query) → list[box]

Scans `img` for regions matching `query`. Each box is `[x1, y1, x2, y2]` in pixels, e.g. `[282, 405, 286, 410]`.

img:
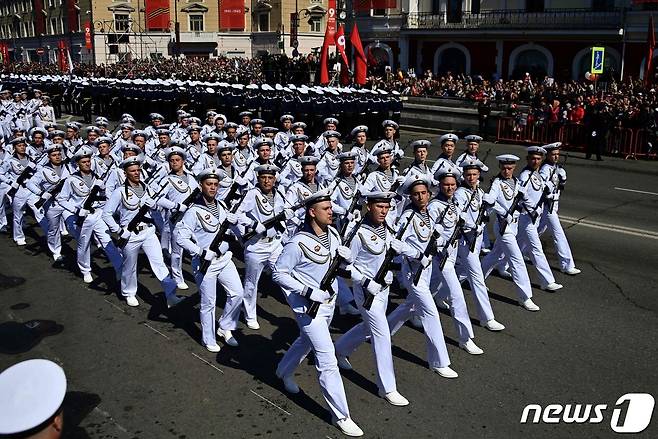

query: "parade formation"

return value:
[0, 81, 582, 437]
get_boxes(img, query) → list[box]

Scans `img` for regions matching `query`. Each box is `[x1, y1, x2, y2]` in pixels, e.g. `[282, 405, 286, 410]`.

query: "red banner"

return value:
[66, 0, 79, 32]
[145, 0, 170, 31]
[355, 0, 397, 9]
[57, 41, 68, 73]
[327, 0, 336, 46]
[34, 0, 46, 35]
[84, 21, 92, 49]
[354, 0, 371, 10]
[0, 43, 9, 67]
[219, 0, 245, 30]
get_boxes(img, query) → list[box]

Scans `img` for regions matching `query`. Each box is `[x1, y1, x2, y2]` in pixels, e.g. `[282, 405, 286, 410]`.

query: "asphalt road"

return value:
[0, 122, 657, 439]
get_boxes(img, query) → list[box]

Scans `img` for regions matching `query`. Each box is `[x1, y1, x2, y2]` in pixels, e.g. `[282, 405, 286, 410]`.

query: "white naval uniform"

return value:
[57, 172, 122, 277]
[538, 162, 576, 271]
[386, 207, 452, 369]
[335, 220, 401, 394]
[232, 145, 252, 174]
[26, 163, 71, 259]
[363, 167, 402, 222]
[516, 166, 557, 288]
[350, 144, 371, 175]
[330, 176, 360, 309]
[480, 176, 534, 302]
[174, 199, 245, 347]
[278, 156, 303, 190]
[102, 181, 178, 301]
[285, 179, 326, 237]
[453, 185, 497, 323]
[272, 224, 352, 422]
[155, 172, 198, 286]
[0, 150, 11, 229]
[236, 186, 286, 326]
[430, 154, 462, 183]
[316, 149, 340, 185]
[428, 194, 475, 344]
[6, 156, 48, 244]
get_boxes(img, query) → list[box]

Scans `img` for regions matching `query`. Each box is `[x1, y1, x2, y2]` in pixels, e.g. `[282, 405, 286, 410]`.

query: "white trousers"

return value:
[68, 211, 122, 277]
[0, 184, 8, 229]
[193, 256, 244, 346]
[242, 241, 283, 324]
[12, 188, 47, 242]
[276, 300, 351, 421]
[120, 226, 176, 299]
[456, 233, 495, 323]
[481, 221, 533, 302]
[46, 205, 65, 258]
[387, 260, 451, 369]
[517, 214, 556, 287]
[538, 208, 576, 271]
[430, 244, 474, 344]
[335, 283, 398, 394]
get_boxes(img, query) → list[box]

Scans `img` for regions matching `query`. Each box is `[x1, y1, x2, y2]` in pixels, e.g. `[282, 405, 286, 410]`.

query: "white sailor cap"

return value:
[74, 145, 94, 161]
[166, 146, 187, 160]
[323, 117, 339, 126]
[121, 116, 137, 125]
[323, 130, 341, 139]
[262, 84, 274, 91]
[410, 139, 431, 150]
[337, 151, 358, 161]
[275, 84, 284, 91]
[250, 118, 265, 126]
[197, 167, 227, 182]
[225, 122, 239, 130]
[464, 134, 483, 143]
[202, 132, 222, 143]
[299, 156, 320, 167]
[363, 191, 396, 203]
[291, 122, 307, 130]
[239, 111, 253, 117]
[217, 142, 235, 153]
[236, 127, 250, 138]
[439, 133, 459, 144]
[434, 170, 459, 181]
[401, 174, 433, 194]
[350, 125, 368, 137]
[305, 186, 333, 208]
[29, 126, 48, 138]
[290, 134, 308, 143]
[45, 143, 63, 153]
[65, 122, 81, 131]
[255, 164, 280, 175]
[280, 114, 294, 122]
[186, 125, 201, 133]
[214, 114, 227, 123]
[527, 146, 547, 156]
[156, 128, 171, 137]
[254, 138, 274, 149]
[11, 126, 26, 133]
[371, 144, 393, 157]
[460, 158, 486, 171]
[206, 110, 217, 117]
[131, 130, 148, 140]
[382, 120, 399, 129]
[0, 359, 67, 435]
[120, 155, 143, 169]
[496, 154, 520, 164]
[85, 125, 101, 135]
[10, 136, 27, 146]
[95, 136, 113, 147]
[246, 84, 259, 90]
[542, 142, 562, 151]
[49, 130, 66, 140]
[121, 144, 142, 155]
[95, 117, 109, 126]
[262, 126, 279, 134]
[149, 113, 165, 121]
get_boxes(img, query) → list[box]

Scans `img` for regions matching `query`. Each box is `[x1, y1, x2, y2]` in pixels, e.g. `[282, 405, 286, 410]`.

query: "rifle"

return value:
[34, 178, 65, 209]
[411, 206, 452, 286]
[115, 177, 170, 248]
[499, 177, 530, 235]
[198, 193, 247, 276]
[306, 217, 365, 318]
[7, 163, 36, 198]
[222, 165, 251, 207]
[437, 217, 465, 270]
[469, 197, 493, 253]
[242, 199, 305, 241]
[75, 185, 102, 227]
[169, 187, 200, 224]
[338, 187, 362, 236]
[363, 216, 413, 310]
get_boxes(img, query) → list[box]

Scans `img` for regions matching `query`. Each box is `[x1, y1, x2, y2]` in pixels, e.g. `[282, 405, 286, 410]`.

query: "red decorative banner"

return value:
[327, 0, 336, 46]
[372, 0, 397, 8]
[84, 21, 92, 49]
[58, 41, 68, 72]
[145, 0, 170, 30]
[219, 0, 245, 31]
[0, 43, 9, 66]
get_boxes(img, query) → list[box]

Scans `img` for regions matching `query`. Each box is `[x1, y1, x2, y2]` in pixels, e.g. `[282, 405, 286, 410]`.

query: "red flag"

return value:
[319, 26, 332, 85]
[645, 15, 655, 87]
[334, 25, 349, 67]
[354, 0, 372, 11]
[350, 23, 367, 85]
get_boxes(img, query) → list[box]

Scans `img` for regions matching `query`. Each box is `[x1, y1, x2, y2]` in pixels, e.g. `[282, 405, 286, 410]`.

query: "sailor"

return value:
[272, 188, 363, 437]
[102, 156, 182, 308]
[284, 156, 326, 235]
[239, 110, 253, 128]
[538, 142, 581, 275]
[193, 132, 222, 174]
[278, 134, 308, 189]
[312, 117, 339, 153]
[274, 114, 294, 152]
[334, 191, 410, 407]
[0, 359, 67, 438]
[453, 158, 505, 331]
[174, 168, 245, 351]
[232, 129, 252, 174]
[455, 135, 489, 172]
[236, 164, 292, 330]
[57, 146, 122, 283]
[385, 175, 459, 378]
[242, 138, 274, 188]
[515, 146, 563, 291]
[372, 120, 403, 166]
[430, 133, 462, 182]
[402, 140, 434, 181]
[363, 144, 405, 223]
[480, 154, 541, 311]
[350, 125, 370, 174]
[316, 130, 342, 184]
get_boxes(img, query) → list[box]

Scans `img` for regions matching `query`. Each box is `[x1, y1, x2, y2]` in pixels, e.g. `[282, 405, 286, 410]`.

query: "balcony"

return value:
[403, 9, 624, 31]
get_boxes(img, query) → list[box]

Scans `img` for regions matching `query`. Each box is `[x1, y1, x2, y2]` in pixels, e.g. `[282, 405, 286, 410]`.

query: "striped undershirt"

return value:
[206, 200, 220, 219]
[374, 224, 387, 240]
[343, 175, 356, 191]
[318, 232, 330, 250]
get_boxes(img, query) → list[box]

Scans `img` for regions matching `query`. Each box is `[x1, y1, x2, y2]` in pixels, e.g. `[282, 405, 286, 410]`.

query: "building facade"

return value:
[356, 0, 658, 81]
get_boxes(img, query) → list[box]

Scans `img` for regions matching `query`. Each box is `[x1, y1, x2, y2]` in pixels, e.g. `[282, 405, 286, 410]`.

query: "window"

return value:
[471, 0, 480, 14]
[114, 14, 130, 32]
[372, 9, 386, 16]
[257, 12, 269, 31]
[526, 0, 544, 13]
[309, 17, 321, 32]
[190, 14, 204, 32]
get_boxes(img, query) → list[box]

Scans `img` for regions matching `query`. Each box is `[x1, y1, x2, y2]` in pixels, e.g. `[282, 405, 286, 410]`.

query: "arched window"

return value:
[508, 44, 554, 79]
[433, 43, 471, 75]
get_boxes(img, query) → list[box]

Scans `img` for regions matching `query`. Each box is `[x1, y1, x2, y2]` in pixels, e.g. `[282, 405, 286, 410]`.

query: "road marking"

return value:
[560, 215, 658, 240]
[143, 322, 170, 340]
[249, 389, 292, 416]
[93, 406, 129, 434]
[191, 352, 224, 374]
[614, 187, 658, 196]
[104, 298, 127, 313]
